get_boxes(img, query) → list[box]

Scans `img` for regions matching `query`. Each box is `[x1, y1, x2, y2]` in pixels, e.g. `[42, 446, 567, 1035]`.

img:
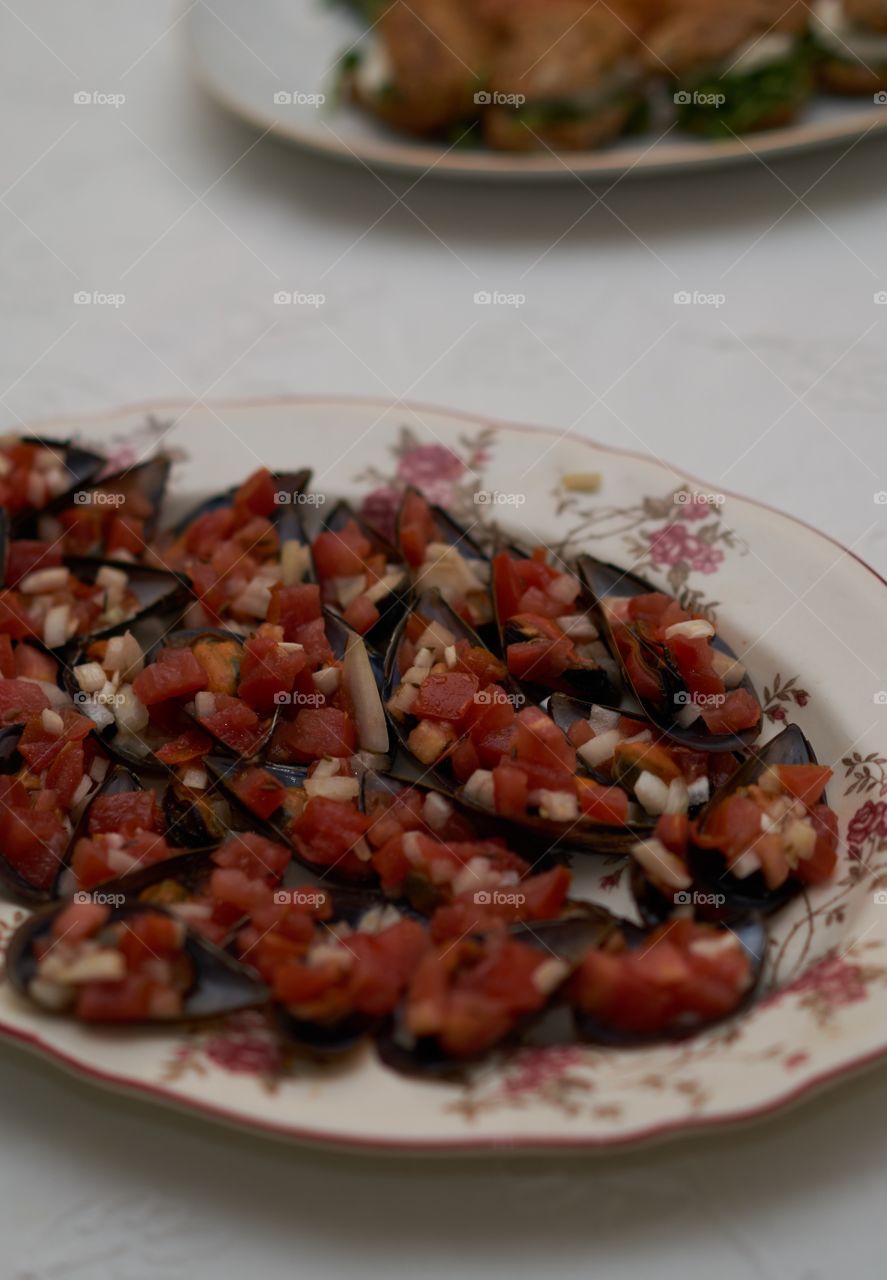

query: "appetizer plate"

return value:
[1, 395, 886, 1154]
[184, 0, 887, 182]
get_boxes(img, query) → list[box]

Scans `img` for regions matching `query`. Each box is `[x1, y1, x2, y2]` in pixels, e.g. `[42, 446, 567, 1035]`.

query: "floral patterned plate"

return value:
[1, 396, 885, 1154]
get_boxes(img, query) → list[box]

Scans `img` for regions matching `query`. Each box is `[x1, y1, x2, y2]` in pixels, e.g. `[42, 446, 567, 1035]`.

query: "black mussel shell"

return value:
[7, 436, 106, 534]
[577, 555, 761, 753]
[64, 557, 192, 638]
[687, 724, 824, 917]
[51, 761, 145, 898]
[38, 455, 173, 552]
[314, 499, 411, 646]
[571, 914, 768, 1047]
[203, 756, 375, 885]
[166, 467, 312, 540]
[383, 588, 521, 792]
[6, 901, 268, 1022]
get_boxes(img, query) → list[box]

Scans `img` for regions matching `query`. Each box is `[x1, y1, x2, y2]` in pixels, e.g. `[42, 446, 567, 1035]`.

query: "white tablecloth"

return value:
[1, 4, 886, 1277]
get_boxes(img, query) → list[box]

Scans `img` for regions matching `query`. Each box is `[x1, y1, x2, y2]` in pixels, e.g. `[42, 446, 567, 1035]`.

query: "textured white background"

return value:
[0, 4, 886, 1277]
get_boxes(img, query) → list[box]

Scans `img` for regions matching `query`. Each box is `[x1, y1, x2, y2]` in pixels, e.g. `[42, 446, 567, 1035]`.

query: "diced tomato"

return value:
[106, 515, 145, 558]
[398, 490, 436, 567]
[450, 737, 480, 783]
[576, 778, 629, 825]
[521, 865, 572, 919]
[0, 635, 13, 679]
[76, 975, 156, 1023]
[506, 635, 575, 684]
[88, 790, 160, 837]
[695, 793, 763, 859]
[492, 764, 528, 819]
[342, 594, 380, 635]
[18, 708, 91, 772]
[274, 707, 356, 762]
[238, 631, 307, 713]
[412, 671, 478, 723]
[154, 726, 213, 765]
[44, 741, 85, 809]
[6, 540, 63, 587]
[774, 763, 831, 809]
[0, 807, 68, 888]
[13, 644, 58, 682]
[51, 900, 110, 943]
[796, 804, 839, 885]
[0, 592, 35, 640]
[492, 552, 523, 620]
[290, 796, 370, 868]
[231, 766, 286, 820]
[234, 467, 278, 517]
[655, 812, 690, 857]
[699, 688, 761, 734]
[212, 832, 292, 881]
[199, 694, 265, 757]
[453, 642, 507, 687]
[312, 521, 372, 580]
[0, 678, 50, 722]
[132, 648, 208, 706]
[267, 583, 322, 637]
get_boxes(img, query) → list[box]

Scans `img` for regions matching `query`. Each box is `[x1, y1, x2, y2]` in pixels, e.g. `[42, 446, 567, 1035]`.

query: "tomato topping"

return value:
[411, 671, 478, 723]
[230, 766, 286, 821]
[132, 648, 208, 706]
[273, 707, 356, 762]
[88, 790, 160, 837]
[342, 594, 380, 635]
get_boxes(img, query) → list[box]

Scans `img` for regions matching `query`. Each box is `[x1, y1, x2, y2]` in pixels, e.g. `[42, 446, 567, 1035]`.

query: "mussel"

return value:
[686, 724, 836, 917]
[569, 914, 767, 1046]
[4, 435, 106, 534]
[395, 486, 494, 638]
[578, 554, 762, 752]
[490, 543, 620, 705]
[311, 499, 411, 647]
[37, 454, 173, 556]
[6, 899, 267, 1023]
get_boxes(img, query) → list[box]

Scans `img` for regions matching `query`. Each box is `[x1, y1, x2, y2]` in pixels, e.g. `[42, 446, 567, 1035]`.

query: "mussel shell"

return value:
[50, 761, 147, 898]
[6, 901, 268, 1022]
[571, 914, 768, 1047]
[7, 436, 106, 534]
[315, 499, 411, 646]
[577, 555, 761, 753]
[376, 905, 624, 1078]
[203, 755, 375, 885]
[166, 468, 313, 540]
[41, 454, 172, 551]
[383, 588, 523, 792]
[63, 557, 191, 636]
[686, 724, 823, 917]
[499, 617, 619, 705]
[0, 725, 63, 904]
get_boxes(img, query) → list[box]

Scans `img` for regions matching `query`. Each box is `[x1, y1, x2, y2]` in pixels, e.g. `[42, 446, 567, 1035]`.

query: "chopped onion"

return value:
[664, 619, 715, 641]
[577, 728, 621, 769]
[631, 837, 692, 891]
[333, 575, 367, 609]
[364, 571, 403, 605]
[114, 686, 149, 735]
[43, 604, 71, 649]
[19, 567, 70, 594]
[281, 540, 311, 586]
[181, 767, 208, 790]
[635, 770, 671, 815]
[194, 691, 217, 719]
[104, 631, 144, 679]
[711, 650, 746, 689]
[312, 665, 340, 696]
[21, 679, 72, 709]
[463, 769, 495, 810]
[664, 776, 690, 814]
[41, 708, 64, 736]
[304, 775, 361, 801]
[536, 790, 578, 823]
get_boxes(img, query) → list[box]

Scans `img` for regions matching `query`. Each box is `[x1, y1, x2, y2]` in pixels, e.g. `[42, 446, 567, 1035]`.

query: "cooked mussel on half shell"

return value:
[578, 555, 762, 752]
[491, 542, 620, 705]
[311, 499, 411, 646]
[36, 454, 173, 558]
[6, 898, 267, 1023]
[375, 905, 628, 1077]
[3, 434, 106, 534]
[384, 591, 652, 857]
[395, 486, 494, 636]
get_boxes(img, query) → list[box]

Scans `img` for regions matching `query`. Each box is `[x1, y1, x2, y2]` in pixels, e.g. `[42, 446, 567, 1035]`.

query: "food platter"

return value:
[0, 395, 885, 1154]
[184, 0, 887, 181]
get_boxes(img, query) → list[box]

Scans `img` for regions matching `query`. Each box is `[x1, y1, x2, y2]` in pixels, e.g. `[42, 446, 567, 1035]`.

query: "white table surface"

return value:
[0, 4, 886, 1277]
